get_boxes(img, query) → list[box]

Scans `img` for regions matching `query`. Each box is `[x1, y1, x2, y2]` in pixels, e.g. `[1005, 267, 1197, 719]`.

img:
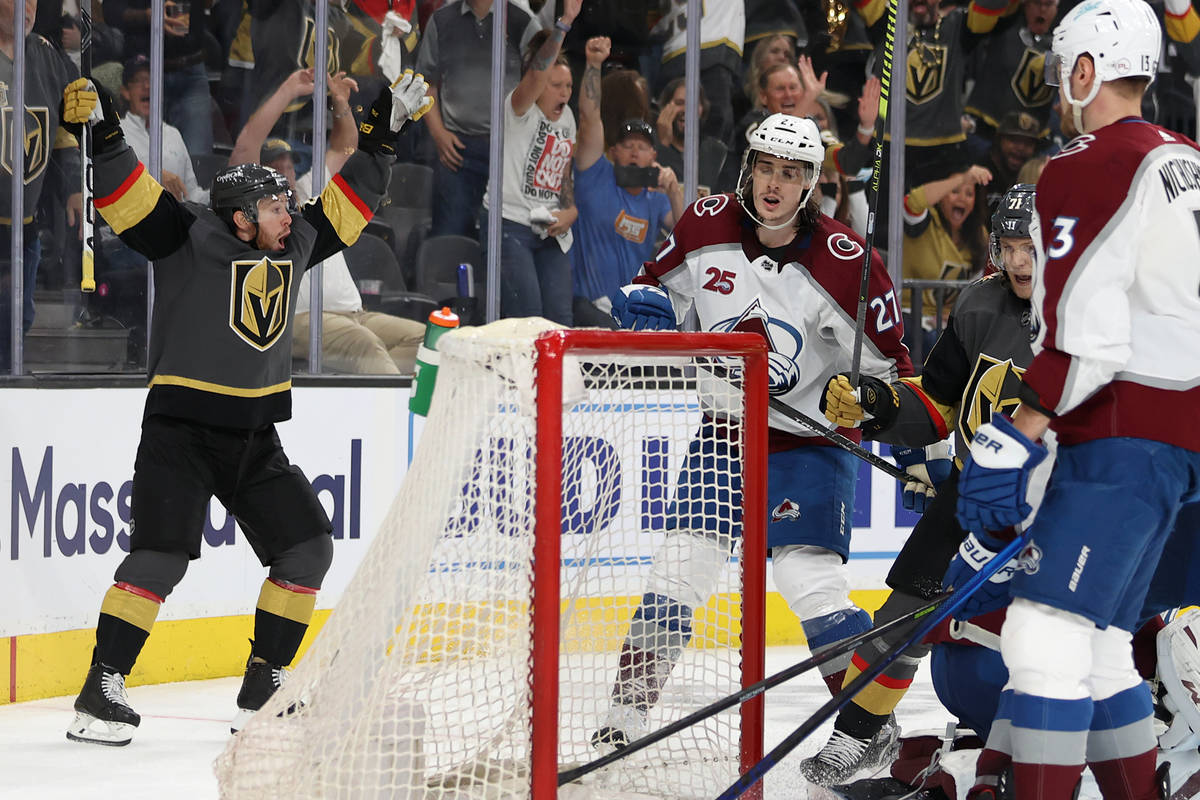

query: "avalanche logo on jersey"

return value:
[771, 499, 801, 522]
[712, 299, 803, 396]
[230, 257, 293, 351]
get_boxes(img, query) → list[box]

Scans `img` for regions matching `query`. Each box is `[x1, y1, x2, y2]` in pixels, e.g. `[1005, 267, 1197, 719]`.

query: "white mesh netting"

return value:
[215, 320, 764, 800]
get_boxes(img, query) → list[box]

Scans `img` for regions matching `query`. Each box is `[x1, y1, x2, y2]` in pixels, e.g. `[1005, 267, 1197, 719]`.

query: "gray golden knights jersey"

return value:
[865, 1, 1004, 147]
[964, 18, 1054, 135]
[878, 273, 1034, 465]
[0, 33, 79, 224]
[91, 141, 390, 429]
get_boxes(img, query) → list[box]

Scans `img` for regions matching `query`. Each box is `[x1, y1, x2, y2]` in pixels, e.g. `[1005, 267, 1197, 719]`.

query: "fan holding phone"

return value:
[570, 38, 685, 328]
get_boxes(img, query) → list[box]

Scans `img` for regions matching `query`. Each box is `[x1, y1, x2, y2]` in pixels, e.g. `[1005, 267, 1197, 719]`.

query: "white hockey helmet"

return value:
[737, 113, 825, 230]
[1044, 0, 1161, 120]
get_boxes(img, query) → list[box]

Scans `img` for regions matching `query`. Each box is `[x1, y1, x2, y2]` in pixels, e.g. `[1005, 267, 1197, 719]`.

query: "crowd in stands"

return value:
[8, 0, 1200, 374]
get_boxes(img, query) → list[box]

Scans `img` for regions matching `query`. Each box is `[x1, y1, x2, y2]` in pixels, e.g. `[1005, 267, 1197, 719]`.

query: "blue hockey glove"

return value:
[890, 440, 953, 513]
[942, 531, 1018, 619]
[956, 414, 1047, 533]
[610, 284, 676, 330]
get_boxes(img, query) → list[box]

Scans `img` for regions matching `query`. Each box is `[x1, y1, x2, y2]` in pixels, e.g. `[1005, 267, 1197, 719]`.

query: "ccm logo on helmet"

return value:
[827, 233, 864, 260]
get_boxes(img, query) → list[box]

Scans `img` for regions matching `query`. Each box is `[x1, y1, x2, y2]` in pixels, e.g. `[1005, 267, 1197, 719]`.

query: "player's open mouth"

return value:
[760, 195, 781, 212]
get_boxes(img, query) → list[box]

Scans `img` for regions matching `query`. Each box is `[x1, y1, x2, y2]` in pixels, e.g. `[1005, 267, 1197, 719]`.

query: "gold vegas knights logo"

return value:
[1013, 49, 1055, 108]
[0, 99, 50, 184]
[962, 354, 1026, 444]
[906, 42, 947, 105]
[229, 257, 293, 350]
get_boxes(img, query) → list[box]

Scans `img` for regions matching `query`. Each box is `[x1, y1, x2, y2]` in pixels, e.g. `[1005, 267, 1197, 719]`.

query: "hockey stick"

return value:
[716, 528, 1033, 800]
[79, 0, 95, 292]
[703, 362, 917, 485]
[849, 0, 900, 384]
[557, 590, 949, 786]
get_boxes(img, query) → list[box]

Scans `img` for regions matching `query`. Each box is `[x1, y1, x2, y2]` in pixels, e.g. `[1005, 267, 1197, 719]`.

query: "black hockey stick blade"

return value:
[716, 529, 1034, 800]
[556, 591, 949, 786]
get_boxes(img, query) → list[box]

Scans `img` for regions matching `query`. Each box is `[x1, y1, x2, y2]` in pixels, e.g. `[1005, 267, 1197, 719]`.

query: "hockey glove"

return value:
[610, 284, 676, 330]
[956, 414, 1047, 534]
[891, 440, 953, 513]
[941, 531, 1018, 619]
[358, 76, 430, 158]
[60, 78, 124, 154]
[819, 372, 901, 436]
[389, 69, 434, 129]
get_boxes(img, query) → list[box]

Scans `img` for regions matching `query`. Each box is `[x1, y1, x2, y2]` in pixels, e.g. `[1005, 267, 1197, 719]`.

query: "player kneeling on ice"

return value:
[801, 183, 1041, 786]
[595, 112, 912, 753]
[58, 72, 434, 746]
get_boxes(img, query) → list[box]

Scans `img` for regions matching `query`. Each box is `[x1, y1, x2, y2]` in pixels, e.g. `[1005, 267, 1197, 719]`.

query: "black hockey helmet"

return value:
[989, 183, 1037, 270]
[211, 163, 297, 227]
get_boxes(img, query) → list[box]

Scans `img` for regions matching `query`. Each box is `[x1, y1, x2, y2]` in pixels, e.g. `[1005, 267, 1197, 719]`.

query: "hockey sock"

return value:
[1087, 684, 1158, 800]
[1007, 690, 1090, 799]
[613, 593, 692, 709]
[833, 633, 928, 737]
[1131, 616, 1165, 681]
[800, 607, 872, 699]
[252, 578, 318, 666]
[95, 582, 163, 674]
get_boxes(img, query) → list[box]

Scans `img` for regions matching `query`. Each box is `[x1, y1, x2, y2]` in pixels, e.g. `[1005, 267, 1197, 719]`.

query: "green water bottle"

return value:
[409, 306, 460, 416]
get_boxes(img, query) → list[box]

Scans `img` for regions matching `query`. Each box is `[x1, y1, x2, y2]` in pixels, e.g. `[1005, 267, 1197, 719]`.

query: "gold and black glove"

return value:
[819, 372, 901, 436]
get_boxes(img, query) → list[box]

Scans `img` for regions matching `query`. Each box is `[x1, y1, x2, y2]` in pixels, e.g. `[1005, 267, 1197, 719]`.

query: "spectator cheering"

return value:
[480, 2, 581, 326]
[654, 78, 728, 197]
[901, 164, 992, 354]
[571, 37, 683, 328]
[416, 0, 543, 238]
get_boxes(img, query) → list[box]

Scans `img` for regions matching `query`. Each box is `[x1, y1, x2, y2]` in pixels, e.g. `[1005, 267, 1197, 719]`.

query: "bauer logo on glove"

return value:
[610, 284, 677, 331]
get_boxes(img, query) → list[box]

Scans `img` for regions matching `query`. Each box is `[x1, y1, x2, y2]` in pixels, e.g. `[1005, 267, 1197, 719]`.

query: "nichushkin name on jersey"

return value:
[1159, 156, 1200, 203]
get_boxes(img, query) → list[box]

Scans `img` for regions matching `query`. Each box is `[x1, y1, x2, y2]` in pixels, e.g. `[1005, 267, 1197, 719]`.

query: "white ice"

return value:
[2, 646, 1189, 800]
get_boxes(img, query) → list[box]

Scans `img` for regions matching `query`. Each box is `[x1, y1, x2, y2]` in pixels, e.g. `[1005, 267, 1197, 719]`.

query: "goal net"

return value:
[215, 320, 769, 800]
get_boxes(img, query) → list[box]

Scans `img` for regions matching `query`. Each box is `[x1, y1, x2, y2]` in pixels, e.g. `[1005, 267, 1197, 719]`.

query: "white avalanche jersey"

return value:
[638, 194, 913, 449]
[1025, 118, 1200, 450]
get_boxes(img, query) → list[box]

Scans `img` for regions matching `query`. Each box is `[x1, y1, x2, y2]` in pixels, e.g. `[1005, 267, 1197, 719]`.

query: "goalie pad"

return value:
[1157, 608, 1200, 752]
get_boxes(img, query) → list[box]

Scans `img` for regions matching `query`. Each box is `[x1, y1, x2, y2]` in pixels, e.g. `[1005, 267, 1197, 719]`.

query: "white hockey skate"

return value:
[66, 663, 140, 746]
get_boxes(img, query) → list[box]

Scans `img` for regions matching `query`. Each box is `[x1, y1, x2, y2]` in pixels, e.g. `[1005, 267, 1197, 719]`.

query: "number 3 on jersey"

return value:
[869, 289, 900, 333]
[1047, 217, 1077, 259]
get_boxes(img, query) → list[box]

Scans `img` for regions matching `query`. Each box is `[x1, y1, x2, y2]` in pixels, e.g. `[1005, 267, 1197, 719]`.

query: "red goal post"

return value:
[531, 330, 769, 799]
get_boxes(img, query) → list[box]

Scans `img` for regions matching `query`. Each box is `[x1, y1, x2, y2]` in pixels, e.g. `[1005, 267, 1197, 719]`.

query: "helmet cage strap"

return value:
[1059, 53, 1110, 133]
[736, 150, 818, 231]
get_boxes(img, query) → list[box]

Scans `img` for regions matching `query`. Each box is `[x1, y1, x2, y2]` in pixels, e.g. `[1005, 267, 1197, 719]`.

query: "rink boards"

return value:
[1, 385, 920, 702]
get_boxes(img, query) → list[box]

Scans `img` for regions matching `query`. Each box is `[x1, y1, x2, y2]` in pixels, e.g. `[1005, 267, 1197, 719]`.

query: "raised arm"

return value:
[511, 0, 580, 116]
[325, 71, 361, 175]
[229, 68, 315, 167]
[912, 164, 992, 210]
[575, 36, 610, 171]
[61, 79, 192, 260]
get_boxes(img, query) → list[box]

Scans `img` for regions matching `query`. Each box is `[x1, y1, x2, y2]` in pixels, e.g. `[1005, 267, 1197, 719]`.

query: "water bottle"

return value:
[409, 306, 460, 416]
[457, 263, 472, 298]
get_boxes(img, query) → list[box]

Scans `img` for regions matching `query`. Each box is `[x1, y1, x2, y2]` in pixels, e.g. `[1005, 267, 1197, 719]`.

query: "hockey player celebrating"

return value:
[953, 0, 1200, 796]
[593, 112, 912, 752]
[58, 72, 433, 746]
[803, 183, 1040, 786]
